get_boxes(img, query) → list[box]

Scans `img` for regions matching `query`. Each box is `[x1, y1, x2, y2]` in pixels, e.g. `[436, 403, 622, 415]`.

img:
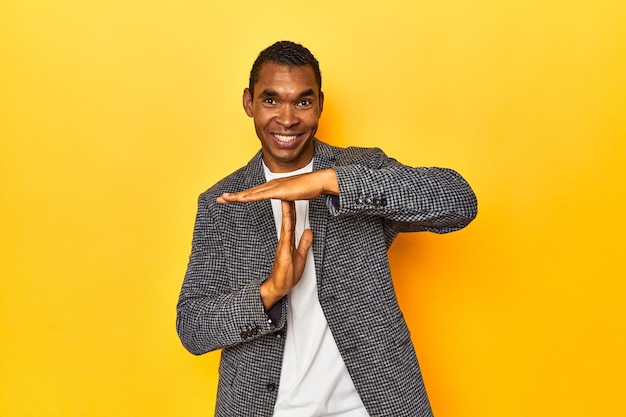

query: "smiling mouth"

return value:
[273, 134, 300, 144]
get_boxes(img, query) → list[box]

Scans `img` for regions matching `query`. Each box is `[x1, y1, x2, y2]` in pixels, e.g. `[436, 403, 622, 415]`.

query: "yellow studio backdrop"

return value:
[1, 0, 625, 416]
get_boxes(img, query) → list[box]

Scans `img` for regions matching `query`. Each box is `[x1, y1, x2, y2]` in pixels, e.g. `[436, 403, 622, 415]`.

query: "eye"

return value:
[264, 98, 277, 105]
[296, 99, 312, 108]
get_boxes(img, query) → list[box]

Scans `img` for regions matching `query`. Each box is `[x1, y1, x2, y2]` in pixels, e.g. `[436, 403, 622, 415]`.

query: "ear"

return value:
[319, 90, 324, 115]
[242, 88, 254, 117]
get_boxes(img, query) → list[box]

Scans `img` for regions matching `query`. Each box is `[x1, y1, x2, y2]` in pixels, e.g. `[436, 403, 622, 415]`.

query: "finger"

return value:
[297, 229, 313, 256]
[216, 194, 232, 204]
[289, 201, 297, 241]
[216, 182, 281, 204]
[279, 200, 295, 247]
[216, 185, 271, 204]
[216, 191, 255, 204]
[294, 228, 313, 277]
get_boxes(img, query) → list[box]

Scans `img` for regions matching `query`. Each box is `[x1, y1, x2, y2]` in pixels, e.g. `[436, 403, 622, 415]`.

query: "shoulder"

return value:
[314, 139, 392, 168]
[197, 152, 264, 204]
[200, 166, 246, 200]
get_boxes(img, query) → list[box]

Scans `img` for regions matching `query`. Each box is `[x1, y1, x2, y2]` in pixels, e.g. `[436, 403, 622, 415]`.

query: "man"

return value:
[177, 41, 477, 417]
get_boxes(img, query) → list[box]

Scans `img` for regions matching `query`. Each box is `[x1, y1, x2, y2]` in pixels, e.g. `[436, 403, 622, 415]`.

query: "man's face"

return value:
[243, 62, 324, 173]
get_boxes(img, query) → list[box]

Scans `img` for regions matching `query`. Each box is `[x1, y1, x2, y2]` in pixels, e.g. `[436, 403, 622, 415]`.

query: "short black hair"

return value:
[248, 41, 322, 97]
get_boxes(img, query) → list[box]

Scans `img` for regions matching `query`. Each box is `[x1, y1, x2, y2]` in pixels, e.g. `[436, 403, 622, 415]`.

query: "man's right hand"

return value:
[260, 200, 313, 309]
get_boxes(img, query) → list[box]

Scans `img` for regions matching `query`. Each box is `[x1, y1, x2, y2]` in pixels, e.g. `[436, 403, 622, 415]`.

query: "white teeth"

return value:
[274, 134, 298, 142]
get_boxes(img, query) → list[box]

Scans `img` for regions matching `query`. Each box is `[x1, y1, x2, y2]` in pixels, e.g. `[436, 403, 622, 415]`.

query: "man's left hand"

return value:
[217, 168, 339, 204]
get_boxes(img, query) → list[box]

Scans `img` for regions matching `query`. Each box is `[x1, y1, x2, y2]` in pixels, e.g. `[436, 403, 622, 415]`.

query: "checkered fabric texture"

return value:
[177, 139, 477, 417]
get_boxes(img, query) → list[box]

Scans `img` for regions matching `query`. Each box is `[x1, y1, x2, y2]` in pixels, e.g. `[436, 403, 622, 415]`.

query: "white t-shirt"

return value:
[263, 161, 369, 417]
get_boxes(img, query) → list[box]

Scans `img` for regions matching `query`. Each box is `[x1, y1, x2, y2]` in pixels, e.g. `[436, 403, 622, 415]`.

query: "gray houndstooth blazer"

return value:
[177, 139, 477, 417]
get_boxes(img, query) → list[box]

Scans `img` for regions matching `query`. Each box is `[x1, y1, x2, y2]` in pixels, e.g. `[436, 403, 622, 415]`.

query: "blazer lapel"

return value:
[244, 153, 278, 268]
[310, 139, 338, 288]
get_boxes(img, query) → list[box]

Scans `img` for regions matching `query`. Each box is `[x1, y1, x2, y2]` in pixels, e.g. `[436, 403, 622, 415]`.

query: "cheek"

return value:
[253, 110, 274, 127]
[252, 115, 270, 131]
[303, 114, 321, 129]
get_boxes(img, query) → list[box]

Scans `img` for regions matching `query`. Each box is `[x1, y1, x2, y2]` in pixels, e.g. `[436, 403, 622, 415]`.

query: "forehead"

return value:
[254, 63, 320, 95]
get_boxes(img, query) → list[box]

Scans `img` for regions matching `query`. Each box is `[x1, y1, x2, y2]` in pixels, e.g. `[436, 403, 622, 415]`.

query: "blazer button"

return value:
[365, 197, 373, 205]
[266, 383, 277, 392]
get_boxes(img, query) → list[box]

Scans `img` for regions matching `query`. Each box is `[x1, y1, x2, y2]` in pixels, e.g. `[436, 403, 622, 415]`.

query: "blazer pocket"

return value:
[218, 347, 240, 386]
[392, 318, 412, 347]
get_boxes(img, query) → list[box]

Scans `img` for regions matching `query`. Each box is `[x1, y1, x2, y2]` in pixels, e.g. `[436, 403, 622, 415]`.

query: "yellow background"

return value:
[2, 0, 625, 416]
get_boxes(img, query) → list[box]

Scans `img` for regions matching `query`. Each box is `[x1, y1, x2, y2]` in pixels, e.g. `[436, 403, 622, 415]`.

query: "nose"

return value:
[275, 105, 299, 128]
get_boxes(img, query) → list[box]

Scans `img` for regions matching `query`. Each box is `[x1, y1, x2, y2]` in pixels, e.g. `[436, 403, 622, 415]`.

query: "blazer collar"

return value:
[243, 138, 338, 180]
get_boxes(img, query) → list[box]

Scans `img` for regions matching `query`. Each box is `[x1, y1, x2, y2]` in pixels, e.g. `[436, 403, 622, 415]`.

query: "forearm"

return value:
[177, 278, 283, 355]
[329, 155, 477, 233]
[176, 194, 285, 355]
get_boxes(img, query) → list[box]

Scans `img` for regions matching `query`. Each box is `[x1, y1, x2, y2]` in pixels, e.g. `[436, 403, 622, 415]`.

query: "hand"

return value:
[217, 169, 339, 204]
[260, 200, 313, 309]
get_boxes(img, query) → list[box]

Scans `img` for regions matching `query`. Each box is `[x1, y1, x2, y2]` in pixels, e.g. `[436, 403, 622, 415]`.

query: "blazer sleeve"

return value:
[327, 147, 477, 234]
[176, 193, 286, 355]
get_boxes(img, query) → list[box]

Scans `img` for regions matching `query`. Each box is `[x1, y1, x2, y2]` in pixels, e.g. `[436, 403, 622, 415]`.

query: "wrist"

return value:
[260, 280, 282, 310]
[321, 168, 339, 196]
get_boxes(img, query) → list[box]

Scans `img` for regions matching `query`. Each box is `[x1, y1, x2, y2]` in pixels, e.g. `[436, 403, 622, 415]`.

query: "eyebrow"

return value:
[258, 89, 317, 99]
[258, 89, 279, 98]
[296, 89, 316, 98]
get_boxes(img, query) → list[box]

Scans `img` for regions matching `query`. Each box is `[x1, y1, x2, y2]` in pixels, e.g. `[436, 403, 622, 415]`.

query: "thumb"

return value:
[297, 229, 313, 255]
[294, 229, 313, 276]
